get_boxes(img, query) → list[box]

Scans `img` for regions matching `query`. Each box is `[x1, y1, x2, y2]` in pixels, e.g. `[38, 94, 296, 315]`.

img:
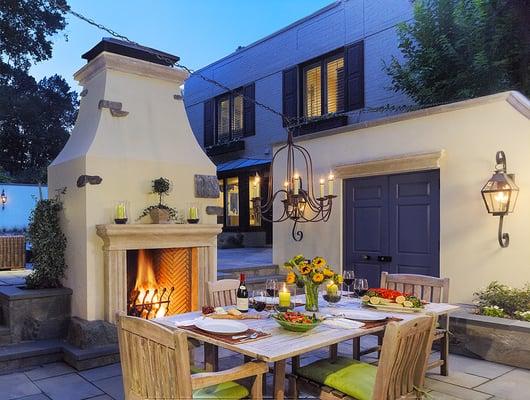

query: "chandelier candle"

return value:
[328, 173, 335, 196]
[319, 178, 325, 198]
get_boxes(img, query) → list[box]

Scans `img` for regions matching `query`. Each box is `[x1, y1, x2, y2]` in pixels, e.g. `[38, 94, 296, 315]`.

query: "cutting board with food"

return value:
[201, 306, 264, 320]
[361, 288, 425, 313]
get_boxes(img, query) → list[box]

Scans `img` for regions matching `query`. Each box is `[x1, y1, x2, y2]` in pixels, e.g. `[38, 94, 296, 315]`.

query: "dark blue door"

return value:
[343, 170, 440, 287]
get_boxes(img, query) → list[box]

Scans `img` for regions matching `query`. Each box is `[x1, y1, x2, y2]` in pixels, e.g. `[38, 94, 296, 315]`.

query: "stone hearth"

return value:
[96, 224, 221, 323]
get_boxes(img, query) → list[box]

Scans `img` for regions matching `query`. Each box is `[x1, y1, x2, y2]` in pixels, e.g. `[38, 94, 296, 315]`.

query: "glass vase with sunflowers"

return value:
[284, 255, 343, 312]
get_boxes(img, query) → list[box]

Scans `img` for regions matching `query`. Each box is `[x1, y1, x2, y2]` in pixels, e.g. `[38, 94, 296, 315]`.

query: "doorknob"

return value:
[377, 255, 392, 262]
[362, 255, 371, 261]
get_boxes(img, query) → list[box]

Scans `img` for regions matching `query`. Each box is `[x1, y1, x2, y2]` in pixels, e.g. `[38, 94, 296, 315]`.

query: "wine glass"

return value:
[322, 282, 342, 307]
[252, 290, 267, 312]
[265, 279, 277, 305]
[343, 270, 355, 297]
[353, 278, 369, 299]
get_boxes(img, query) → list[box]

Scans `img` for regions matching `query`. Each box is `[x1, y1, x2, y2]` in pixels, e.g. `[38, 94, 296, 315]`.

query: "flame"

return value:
[134, 250, 167, 319]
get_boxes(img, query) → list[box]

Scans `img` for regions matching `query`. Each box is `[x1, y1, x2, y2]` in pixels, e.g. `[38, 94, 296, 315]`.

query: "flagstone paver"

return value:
[0, 351, 528, 399]
[474, 368, 530, 400]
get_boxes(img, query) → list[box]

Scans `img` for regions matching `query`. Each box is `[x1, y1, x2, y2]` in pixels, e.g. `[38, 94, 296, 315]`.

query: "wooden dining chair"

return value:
[207, 279, 240, 307]
[380, 272, 450, 376]
[289, 314, 437, 400]
[116, 312, 268, 400]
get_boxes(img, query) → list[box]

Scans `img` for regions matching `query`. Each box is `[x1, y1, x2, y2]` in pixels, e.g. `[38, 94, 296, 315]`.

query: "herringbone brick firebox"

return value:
[126, 248, 199, 318]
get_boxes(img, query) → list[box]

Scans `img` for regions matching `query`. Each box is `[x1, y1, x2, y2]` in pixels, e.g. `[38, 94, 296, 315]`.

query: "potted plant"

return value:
[138, 177, 178, 224]
[283, 254, 342, 312]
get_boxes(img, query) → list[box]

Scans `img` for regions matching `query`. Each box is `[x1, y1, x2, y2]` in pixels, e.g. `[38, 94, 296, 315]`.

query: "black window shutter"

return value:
[243, 83, 255, 137]
[282, 66, 298, 126]
[203, 99, 214, 147]
[345, 41, 364, 111]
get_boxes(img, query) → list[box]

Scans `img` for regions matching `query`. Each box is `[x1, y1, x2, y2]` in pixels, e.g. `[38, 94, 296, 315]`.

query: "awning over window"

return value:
[217, 158, 270, 173]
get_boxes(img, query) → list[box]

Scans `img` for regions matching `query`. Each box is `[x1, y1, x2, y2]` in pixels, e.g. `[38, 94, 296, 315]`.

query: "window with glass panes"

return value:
[302, 53, 345, 117]
[216, 92, 243, 143]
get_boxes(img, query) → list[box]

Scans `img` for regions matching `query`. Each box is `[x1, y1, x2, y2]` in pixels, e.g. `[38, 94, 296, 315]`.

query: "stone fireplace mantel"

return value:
[96, 223, 222, 323]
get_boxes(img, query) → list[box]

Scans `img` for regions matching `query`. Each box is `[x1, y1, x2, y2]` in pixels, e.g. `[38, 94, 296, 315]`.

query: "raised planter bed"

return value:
[450, 304, 530, 369]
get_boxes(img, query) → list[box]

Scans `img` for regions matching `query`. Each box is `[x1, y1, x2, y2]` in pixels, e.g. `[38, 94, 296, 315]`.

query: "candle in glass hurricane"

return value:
[278, 283, 291, 308]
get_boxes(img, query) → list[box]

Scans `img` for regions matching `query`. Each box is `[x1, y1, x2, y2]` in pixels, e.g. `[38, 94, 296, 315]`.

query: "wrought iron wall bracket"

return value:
[497, 214, 510, 248]
[98, 100, 129, 117]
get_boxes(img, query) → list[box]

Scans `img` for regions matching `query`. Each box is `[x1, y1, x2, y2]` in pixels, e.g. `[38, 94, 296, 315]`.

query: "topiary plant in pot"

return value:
[26, 190, 67, 289]
[137, 177, 178, 224]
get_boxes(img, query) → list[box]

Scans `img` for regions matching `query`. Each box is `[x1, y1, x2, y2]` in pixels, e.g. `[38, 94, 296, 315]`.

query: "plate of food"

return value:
[201, 306, 263, 320]
[361, 288, 424, 313]
[272, 311, 322, 332]
[195, 318, 248, 335]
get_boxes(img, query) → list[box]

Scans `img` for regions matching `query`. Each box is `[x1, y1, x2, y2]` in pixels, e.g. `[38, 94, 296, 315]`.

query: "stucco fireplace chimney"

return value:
[49, 39, 221, 322]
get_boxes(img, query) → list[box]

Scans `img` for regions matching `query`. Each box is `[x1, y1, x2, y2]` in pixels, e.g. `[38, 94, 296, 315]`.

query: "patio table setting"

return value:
[154, 256, 459, 400]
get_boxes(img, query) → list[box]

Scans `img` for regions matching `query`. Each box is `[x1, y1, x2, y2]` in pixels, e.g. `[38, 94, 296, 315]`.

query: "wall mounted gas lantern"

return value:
[481, 151, 519, 248]
[0, 189, 6, 210]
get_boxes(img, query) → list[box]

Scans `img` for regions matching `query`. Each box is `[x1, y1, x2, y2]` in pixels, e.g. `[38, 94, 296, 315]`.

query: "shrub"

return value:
[474, 282, 530, 321]
[25, 195, 67, 289]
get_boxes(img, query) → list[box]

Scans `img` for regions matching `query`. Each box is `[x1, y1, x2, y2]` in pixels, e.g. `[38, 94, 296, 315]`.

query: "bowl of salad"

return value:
[272, 311, 321, 332]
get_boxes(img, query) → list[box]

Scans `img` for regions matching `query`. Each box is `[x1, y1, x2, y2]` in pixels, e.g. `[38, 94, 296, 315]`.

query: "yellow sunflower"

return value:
[312, 273, 324, 283]
[299, 263, 312, 275]
[286, 272, 296, 284]
[312, 257, 327, 269]
[323, 268, 334, 278]
[336, 274, 344, 284]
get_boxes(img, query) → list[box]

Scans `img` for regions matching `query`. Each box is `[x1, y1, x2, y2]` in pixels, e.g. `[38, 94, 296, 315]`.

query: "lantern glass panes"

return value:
[481, 172, 519, 215]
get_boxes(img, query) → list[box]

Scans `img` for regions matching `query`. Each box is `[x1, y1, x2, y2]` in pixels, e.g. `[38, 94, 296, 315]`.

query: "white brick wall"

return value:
[184, 0, 414, 159]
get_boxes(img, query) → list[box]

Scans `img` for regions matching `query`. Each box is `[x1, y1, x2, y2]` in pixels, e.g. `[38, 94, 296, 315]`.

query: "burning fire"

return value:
[133, 250, 167, 318]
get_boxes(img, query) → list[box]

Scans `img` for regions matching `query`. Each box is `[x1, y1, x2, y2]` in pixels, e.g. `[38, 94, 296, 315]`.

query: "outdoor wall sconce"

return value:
[481, 151, 519, 248]
[1, 189, 6, 210]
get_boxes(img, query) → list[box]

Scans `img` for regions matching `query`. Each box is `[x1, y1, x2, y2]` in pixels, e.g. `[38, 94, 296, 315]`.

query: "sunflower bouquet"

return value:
[283, 255, 343, 311]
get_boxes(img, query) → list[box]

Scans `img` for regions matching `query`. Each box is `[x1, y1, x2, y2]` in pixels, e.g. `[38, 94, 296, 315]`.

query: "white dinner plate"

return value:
[338, 310, 388, 321]
[195, 318, 248, 335]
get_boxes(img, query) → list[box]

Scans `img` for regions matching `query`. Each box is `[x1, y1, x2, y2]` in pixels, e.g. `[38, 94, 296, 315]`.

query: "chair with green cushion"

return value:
[289, 314, 437, 400]
[116, 312, 268, 399]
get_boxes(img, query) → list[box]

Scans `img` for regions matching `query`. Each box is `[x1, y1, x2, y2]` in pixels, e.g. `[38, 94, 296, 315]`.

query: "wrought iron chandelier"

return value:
[252, 128, 337, 241]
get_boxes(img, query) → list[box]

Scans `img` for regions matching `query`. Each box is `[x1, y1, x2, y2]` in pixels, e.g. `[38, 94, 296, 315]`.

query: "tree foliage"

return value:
[0, 0, 77, 183]
[26, 192, 67, 289]
[386, 0, 530, 105]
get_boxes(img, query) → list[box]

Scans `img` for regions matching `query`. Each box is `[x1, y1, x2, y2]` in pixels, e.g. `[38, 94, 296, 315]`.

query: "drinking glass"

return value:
[252, 290, 267, 312]
[343, 270, 355, 296]
[265, 279, 277, 305]
[353, 278, 369, 298]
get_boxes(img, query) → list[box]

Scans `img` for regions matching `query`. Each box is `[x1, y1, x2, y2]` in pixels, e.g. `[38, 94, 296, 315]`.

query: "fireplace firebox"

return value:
[126, 248, 198, 319]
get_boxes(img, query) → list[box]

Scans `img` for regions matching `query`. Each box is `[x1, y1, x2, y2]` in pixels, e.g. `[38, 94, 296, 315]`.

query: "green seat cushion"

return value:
[191, 365, 250, 399]
[297, 357, 377, 400]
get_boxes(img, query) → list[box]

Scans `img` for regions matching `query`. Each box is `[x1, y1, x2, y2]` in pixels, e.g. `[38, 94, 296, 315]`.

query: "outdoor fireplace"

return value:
[48, 38, 221, 323]
[126, 248, 198, 319]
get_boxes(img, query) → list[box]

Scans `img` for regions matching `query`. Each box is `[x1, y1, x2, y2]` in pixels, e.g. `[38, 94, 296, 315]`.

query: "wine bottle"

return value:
[236, 273, 249, 313]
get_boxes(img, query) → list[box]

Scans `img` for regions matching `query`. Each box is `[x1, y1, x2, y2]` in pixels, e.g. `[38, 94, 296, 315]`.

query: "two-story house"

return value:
[184, 0, 413, 246]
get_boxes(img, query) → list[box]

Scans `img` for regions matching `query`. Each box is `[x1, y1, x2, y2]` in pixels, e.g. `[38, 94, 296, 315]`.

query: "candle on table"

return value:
[327, 282, 338, 296]
[319, 178, 325, 198]
[278, 283, 291, 307]
[328, 173, 335, 196]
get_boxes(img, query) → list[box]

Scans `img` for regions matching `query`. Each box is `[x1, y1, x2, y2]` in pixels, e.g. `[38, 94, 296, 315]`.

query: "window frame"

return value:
[214, 89, 244, 144]
[300, 48, 346, 118]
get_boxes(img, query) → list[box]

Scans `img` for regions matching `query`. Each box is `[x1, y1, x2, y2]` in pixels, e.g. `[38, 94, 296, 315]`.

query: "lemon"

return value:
[380, 298, 392, 304]
[395, 295, 406, 304]
[369, 296, 381, 305]
[403, 301, 414, 308]
[361, 295, 370, 303]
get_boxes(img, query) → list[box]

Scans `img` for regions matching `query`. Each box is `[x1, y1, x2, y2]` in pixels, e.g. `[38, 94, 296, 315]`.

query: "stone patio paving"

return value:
[218, 247, 273, 271]
[1, 337, 528, 400]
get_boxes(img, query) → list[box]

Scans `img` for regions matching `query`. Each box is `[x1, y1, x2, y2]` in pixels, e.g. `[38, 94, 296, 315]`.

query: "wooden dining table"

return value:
[155, 297, 459, 400]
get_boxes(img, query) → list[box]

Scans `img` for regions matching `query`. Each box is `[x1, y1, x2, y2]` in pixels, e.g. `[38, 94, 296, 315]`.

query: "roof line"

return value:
[191, 1, 342, 75]
[272, 91, 530, 146]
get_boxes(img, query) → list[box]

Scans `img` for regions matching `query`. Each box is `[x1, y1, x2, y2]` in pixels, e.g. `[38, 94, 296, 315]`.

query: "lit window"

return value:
[326, 57, 344, 113]
[303, 64, 322, 117]
[226, 177, 239, 227]
[217, 97, 230, 143]
[249, 176, 261, 227]
[232, 94, 244, 135]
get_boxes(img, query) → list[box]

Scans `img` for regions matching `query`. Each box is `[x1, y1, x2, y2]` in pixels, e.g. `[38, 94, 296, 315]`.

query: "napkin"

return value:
[175, 318, 203, 327]
[322, 318, 365, 329]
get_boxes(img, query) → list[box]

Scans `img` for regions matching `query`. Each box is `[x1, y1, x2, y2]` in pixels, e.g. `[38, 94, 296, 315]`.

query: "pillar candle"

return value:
[189, 207, 198, 219]
[279, 284, 291, 307]
[319, 178, 325, 198]
[294, 174, 300, 195]
[328, 173, 334, 196]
